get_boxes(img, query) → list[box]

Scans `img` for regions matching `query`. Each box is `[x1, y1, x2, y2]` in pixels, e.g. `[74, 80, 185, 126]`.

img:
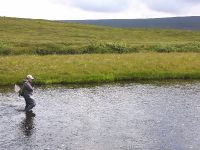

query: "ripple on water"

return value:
[0, 81, 200, 150]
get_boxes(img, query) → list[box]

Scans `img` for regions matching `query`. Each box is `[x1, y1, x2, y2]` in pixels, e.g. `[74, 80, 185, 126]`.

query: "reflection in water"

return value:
[20, 112, 36, 137]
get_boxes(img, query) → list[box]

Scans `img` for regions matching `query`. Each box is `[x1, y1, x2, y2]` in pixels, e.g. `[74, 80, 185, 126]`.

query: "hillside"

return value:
[0, 17, 200, 55]
[63, 16, 200, 30]
[0, 17, 200, 85]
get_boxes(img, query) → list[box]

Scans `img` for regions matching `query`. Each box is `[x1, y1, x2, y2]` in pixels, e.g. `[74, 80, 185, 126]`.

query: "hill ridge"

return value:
[62, 16, 200, 30]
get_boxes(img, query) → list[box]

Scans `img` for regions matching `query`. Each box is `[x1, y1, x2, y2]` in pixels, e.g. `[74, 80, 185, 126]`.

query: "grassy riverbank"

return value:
[1, 17, 200, 55]
[0, 17, 199, 86]
[0, 53, 199, 85]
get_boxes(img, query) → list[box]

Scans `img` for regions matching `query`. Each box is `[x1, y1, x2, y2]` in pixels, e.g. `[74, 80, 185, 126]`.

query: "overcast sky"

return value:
[0, 0, 200, 20]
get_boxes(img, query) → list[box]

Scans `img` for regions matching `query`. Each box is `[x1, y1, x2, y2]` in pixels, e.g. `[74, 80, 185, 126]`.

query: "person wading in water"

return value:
[20, 75, 36, 112]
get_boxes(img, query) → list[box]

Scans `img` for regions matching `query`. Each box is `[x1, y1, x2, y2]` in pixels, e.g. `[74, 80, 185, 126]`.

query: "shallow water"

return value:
[0, 81, 200, 150]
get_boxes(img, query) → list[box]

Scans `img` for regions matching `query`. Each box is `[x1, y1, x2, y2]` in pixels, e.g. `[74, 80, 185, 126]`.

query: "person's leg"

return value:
[25, 98, 36, 112]
[24, 97, 29, 111]
[25, 105, 28, 110]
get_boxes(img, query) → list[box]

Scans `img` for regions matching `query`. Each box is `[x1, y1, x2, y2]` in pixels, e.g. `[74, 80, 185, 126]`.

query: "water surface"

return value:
[0, 81, 200, 150]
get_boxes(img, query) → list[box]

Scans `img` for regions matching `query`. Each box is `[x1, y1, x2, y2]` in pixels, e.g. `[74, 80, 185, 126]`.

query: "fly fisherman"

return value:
[21, 75, 36, 112]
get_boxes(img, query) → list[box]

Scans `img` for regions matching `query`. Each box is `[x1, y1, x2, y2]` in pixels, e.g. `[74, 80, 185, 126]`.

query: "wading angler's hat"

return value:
[27, 75, 34, 80]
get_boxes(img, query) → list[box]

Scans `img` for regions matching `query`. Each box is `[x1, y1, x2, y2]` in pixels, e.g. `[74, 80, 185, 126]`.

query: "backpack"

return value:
[18, 87, 24, 96]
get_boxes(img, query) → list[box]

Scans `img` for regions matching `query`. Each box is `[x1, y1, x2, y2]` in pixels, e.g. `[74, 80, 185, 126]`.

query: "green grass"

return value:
[0, 17, 199, 85]
[1, 17, 200, 55]
[0, 53, 199, 85]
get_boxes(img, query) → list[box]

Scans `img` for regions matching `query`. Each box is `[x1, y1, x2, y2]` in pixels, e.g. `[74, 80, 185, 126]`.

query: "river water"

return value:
[0, 81, 200, 150]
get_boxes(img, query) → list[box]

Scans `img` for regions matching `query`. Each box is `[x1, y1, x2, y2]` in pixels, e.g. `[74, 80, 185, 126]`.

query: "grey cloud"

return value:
[49, 0, 200, 14]
[143, 0, 200, 13]
[183, 0, 199, 2]
[63, 0, 130, 12]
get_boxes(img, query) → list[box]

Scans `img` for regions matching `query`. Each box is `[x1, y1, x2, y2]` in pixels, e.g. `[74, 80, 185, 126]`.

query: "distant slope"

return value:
[0, 17, 200, 55]
[62, 16, 200, 30]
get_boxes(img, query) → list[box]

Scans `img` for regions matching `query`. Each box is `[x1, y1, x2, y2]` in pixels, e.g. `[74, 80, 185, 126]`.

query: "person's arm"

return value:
[24, 82, 33, 92]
